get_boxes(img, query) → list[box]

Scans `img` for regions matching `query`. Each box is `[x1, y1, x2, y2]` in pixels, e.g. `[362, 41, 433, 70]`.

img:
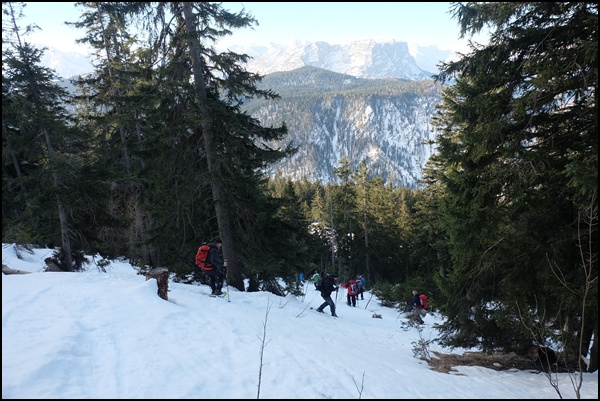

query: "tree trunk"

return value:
[146, 267, 169, 301]
[363, 175, 371, 283]
[181, 3, 244, 291]
[587, 326, 598, 372]
[43, 128, 73, 271]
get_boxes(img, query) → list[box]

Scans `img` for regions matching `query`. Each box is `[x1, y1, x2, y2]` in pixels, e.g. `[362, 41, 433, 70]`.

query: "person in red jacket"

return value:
[407, 289, 428, 324]
[341, 278, 359, 307]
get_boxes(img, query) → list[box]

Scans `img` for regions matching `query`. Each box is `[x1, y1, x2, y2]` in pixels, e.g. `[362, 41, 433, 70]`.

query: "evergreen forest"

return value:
[2, 2, 597, 373]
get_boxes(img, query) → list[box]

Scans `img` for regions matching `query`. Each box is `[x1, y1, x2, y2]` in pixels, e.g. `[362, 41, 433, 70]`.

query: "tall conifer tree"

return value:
[94, 2, 293, 289]
[427, 2, 597, 367]
[2, 2, 94, 270]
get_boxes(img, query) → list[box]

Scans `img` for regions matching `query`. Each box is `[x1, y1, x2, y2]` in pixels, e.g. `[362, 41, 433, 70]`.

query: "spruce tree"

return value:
[2, 2, 94, 270]
[428, 2, 597, 367]
[70, 2, 161, 261]
[104, 2, 294, 289]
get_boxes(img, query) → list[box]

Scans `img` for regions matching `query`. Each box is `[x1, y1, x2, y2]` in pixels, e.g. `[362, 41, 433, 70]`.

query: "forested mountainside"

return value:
[47, 40, 445, 189]
[244, 66, 442, 188]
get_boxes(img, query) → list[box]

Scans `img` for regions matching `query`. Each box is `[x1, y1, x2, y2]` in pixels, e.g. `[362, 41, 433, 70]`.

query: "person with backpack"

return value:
[311, 271, 320, 289]
[341, 278, 358, 307]
[315, 273, 339, 317]
[406, 289, 428, 324]
[356, 274, 366, 300]
[196, 237, 227, 296]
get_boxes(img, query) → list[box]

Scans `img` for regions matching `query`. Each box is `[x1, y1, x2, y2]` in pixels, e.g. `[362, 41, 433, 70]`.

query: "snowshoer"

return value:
[316, 273, 339, 317]
[341, 278, 358, 307]
[312, 271, 320, 289]
[200, 237, 226, 295]
[407, 289, 427, 324]
[356, 274, 366, 300]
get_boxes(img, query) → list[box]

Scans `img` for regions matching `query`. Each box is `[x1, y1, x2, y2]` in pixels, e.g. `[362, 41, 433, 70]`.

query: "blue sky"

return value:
[20, 2, 487, 54]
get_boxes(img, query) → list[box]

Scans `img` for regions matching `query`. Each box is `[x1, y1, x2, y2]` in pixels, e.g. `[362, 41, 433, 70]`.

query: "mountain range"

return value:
[230, 39, 450, 188]
[40, 47, 94, 80]
[43, 39, 452, 188]
[224, 39, 455, 79]
[43, 39, 454, 81]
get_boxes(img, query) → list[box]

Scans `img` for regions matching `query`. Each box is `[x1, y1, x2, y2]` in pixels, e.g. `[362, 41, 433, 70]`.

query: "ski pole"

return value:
[334, 287, 338, 307]
[224, 263, 230, 302]
[302, 280, 308, 302]
[364, 292, 374, 309]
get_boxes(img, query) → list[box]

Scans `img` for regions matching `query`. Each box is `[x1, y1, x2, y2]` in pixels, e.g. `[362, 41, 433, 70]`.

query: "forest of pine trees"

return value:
[2, 2, 597, 372]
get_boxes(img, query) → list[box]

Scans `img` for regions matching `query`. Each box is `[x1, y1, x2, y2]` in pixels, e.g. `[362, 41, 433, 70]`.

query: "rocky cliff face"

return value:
[246, 67, 442, 188]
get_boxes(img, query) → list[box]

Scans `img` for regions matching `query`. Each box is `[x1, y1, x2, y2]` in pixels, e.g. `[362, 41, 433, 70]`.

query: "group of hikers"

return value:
[340, 274, 365, 306]
[310, 272, 365, 302]
[195, 237, 428, 322]
[309, 271, 428, 322]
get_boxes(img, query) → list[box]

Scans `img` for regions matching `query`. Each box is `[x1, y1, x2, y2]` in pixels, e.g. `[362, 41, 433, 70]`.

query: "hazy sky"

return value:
[19, 2, 487, 54]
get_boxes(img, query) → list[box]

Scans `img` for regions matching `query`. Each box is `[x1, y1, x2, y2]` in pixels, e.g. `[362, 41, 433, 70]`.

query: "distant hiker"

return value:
[356, 274, 366, 300]
[299, 272, 304, 283]
[198, 237, 226, 296]
[316, 273, 339, 317]
[407, 289, 428, 324]
[312, 271, 320, 289]
[341, 278, 358, 307]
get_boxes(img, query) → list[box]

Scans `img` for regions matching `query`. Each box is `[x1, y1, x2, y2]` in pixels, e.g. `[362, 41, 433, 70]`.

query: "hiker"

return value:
[356, 274, 366, 300]
[202, 237, 227, 295]
[311, 271, 320, 289]
[341, 278, 358, 307]
[316, 273, 339, 317]
[407, 289, 427, 324]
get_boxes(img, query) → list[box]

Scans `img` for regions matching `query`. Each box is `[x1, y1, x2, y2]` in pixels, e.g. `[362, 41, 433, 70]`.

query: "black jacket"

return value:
[410, 293, 423, 309]
[320, 275, 337, 297]
[206, 243, 224, 270]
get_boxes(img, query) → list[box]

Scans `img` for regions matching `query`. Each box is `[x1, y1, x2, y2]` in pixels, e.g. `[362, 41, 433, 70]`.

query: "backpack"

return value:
[350, 282, 358, 294]
[195, 244, 212, 270]
[317, 275, 336, 291]
[419, 294, 428, 309]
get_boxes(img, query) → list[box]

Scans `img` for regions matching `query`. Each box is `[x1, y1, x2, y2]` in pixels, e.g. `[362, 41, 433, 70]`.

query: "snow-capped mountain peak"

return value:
[228, 39, 454, 80]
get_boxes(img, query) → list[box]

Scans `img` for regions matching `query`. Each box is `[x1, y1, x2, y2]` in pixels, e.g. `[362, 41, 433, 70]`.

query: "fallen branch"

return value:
[2, 264, 32, 275]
